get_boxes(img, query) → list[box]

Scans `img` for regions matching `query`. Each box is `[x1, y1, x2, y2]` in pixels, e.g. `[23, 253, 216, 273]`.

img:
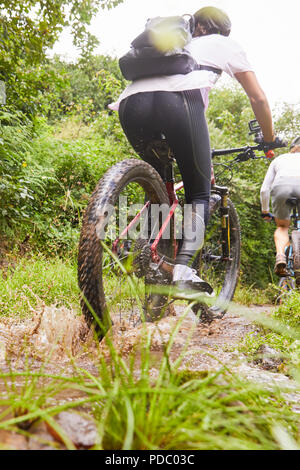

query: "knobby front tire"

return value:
[77, 159, 173, 339]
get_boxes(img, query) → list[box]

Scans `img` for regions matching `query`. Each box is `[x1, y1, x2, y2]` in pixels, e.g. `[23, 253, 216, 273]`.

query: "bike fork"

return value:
[285, 244, 294, 275]
[218, 187, 231, 261]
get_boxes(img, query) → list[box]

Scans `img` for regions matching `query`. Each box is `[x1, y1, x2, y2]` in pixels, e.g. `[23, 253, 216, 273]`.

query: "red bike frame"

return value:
[112, 179, 184, 264]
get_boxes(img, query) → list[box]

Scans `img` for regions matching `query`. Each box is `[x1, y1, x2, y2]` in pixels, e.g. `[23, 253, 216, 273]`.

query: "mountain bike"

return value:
[277, 198, 300, 301]
[78, 120, 285, 339]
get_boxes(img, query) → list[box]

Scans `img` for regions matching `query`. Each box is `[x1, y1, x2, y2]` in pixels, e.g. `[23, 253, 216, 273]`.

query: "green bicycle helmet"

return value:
[193, 6, 231, 37]
[290, 136, 300, 151]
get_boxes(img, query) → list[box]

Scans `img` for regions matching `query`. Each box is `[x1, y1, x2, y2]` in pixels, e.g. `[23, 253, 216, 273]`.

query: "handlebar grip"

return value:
[266, 139, 288, 151]
[257, 137, 287, 153]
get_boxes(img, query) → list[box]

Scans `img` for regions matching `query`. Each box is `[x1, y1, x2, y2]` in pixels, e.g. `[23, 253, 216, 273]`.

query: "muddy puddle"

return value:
[0, 306, 99, 416]
[0, 302, 297, 391]
[0, 302, 299, 449]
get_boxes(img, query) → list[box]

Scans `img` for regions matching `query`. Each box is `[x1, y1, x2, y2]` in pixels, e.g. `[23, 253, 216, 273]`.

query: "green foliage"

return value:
[0, 109, 41, 225]
[27, 113, 133, 252]
[238, 291, 300, 373]
[0, 256, 79, 317]
[0, 0, 124, 115]
[275, 103, 300, 143]
[241, 330, 291, 356]
[0, 104, 134, 253]
[234, 283, 278, 306]
[45, 54, 128, 121]
[207, 84, 253, 143]
[92, 360, 298, 450]
[275, 290, 300, 329]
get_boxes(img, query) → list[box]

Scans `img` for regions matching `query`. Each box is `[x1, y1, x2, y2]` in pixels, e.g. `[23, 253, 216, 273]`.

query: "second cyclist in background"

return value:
[261, 137, 300, 275]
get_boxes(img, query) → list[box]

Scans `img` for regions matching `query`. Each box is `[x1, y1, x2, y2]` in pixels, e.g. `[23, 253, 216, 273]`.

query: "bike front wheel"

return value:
[77, 159, 174, 339]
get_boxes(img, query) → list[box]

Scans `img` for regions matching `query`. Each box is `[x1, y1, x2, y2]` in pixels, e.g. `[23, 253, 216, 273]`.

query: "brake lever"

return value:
[234, 148, 256, 162]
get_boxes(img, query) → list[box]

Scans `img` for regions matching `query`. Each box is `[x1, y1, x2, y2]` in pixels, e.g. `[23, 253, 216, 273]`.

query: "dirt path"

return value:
[0, 303, 293, 383]
[101, 304, 300, 415]
[0, 302, 299, 449]
[102, 304, 296, 386]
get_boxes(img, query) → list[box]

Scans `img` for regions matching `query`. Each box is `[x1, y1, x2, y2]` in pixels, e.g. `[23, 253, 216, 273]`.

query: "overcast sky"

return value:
[51, 0, 300, 109]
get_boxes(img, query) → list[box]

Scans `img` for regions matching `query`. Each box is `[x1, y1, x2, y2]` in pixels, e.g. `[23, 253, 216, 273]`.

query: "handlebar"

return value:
[212, 139, 287, 162]
[211, 127, 287, 184]
[212, 144, 261, 158]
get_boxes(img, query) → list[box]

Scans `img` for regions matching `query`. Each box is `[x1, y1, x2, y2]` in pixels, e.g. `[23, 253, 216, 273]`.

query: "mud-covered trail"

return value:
[103, 304, 298, 388]
[0, 303, 299, 449]
[0, 303, 296, 387]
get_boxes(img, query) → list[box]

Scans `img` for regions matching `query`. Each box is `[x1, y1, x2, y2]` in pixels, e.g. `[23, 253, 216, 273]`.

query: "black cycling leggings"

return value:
[119, 89, 211, 266]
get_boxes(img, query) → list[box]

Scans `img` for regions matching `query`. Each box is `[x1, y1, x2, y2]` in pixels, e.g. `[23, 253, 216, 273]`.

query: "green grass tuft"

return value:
[0, 256, 79, 318]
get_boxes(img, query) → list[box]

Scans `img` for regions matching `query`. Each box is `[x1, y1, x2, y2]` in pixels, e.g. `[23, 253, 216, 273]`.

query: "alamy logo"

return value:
[94, 197, 205, 249]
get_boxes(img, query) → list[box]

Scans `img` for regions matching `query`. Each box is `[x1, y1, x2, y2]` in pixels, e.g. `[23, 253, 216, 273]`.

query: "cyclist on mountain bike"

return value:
[110, 6, 279, 294]
[261, 137, 300, 275]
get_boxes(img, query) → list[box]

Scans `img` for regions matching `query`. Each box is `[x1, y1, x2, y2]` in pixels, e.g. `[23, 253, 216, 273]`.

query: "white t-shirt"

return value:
[109, 34, 253, 111]
[260, 153, 300, 212]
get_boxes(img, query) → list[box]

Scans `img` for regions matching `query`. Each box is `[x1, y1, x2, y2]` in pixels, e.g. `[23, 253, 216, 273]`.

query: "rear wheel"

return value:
[192, 193, 241, 321]
[78, 159, 174, 340]
[292, 230, 300, 287]
[277, 276, 296, 304]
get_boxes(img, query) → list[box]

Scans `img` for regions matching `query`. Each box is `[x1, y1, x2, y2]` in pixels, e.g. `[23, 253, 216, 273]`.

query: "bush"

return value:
[275, 291, 300, 329]
[0, 107, 134, 254]
[0, 109, 46, 227]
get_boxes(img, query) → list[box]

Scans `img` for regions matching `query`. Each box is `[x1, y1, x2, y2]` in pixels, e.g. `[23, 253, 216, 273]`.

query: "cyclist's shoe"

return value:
[172, 264, 215, 299]
[274, 254, 288, 277]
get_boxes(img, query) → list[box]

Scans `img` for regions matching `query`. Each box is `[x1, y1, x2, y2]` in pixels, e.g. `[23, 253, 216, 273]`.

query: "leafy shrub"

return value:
[275, 290, 300, 329]
[0, 110, 43, 225]
[0, 106, 134, 254]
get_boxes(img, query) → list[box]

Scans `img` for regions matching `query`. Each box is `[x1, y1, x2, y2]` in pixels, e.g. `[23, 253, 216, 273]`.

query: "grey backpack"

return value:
[119, 15, 221, 81]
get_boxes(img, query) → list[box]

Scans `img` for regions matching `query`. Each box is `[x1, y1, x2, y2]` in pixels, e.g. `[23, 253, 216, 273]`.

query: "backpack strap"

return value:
[195, 64, 222, 75]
